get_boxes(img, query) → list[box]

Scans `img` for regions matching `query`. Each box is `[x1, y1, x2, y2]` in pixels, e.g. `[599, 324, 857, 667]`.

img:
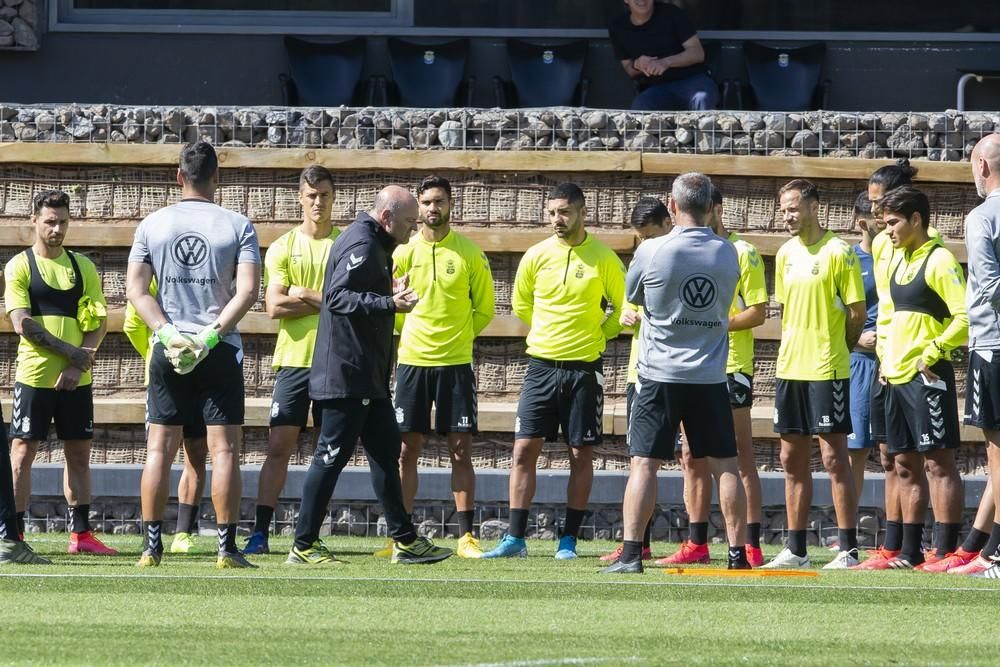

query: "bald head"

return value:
[972, 134, 1000, 198]
[371, 185, 419, 244]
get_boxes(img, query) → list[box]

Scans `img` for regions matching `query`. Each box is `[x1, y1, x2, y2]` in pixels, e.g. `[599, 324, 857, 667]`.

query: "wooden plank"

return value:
[737, 232, 967, 262]
[0, 143, 186, 166]
[641, 153, 972, 184]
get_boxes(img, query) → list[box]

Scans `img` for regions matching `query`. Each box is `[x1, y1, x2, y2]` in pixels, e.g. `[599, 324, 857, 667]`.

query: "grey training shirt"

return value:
[128, 200, 260, 351]
[625, 226, 739, 384]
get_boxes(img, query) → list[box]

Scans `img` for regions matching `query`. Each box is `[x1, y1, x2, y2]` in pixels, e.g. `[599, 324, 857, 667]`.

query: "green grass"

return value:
[4, 535, 1000, 666]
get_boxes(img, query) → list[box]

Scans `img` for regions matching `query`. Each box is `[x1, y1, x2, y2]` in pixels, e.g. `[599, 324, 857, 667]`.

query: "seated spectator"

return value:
[609, 0, 719, 111]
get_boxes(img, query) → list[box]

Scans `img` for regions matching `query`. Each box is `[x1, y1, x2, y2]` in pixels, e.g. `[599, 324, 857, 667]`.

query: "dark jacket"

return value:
[309, 211, 397, 400]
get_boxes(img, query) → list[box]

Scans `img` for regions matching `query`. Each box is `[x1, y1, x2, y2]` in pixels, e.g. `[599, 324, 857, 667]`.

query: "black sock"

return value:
[984, 523, 1000, 560]
[620, 539, 643, 564]
[509, 509, 529, 539]
[747, 522, 762, 549]
[176, 503, 198, 535]
[642, 520, 652, 548]
[728, 545, 748, 565]
[936, 522, 961, 557]
[884, 520, 903, 551]
[562, 507, 586, 539]
[69, 504, 90, 534]
[16, 511, 25, 536]
[961, 527, 990, 554]
[838, 527, 858, 553]
[789, 529, 808, 557]
[145, 520, 164, 553]
[457, 510, 474, 537]
[689, 521, 708, 546]
[901, 523, 925, 564]
[218, 524, 238, 553]
[253, 505, 275, 536]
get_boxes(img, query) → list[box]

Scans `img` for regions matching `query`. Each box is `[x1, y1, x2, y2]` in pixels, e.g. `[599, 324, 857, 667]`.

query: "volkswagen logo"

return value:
[171, 232, 209, 269]
[680, 274, 717, 311]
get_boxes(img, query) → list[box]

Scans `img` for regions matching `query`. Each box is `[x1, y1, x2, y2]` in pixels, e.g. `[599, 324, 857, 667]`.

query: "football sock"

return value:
[176, 503, 198, 535]
[145, 520, 164, 553]
[788, 529, 808, 557]
[642, 519, 652, 548]
[69, 504, 90, 534]
[884, 520, 903, 551]
[960, 526, 989, 554]
[901, 523, 925, 564]
[936, 522, 961, 558]
[983, 523, 1000, 560]
[456, 510, 474, 537]
[218, 524, 238, 553]
[620, 540, 643, 564]
[509, 509, 529, 539]
[689, 521, 708, 546]
[253, 505, 274, 536]
[562, 507, 586, 539]
[747, 522, 762, 549]
[16, 511, 25, 536]
[838, 527, 858, 553]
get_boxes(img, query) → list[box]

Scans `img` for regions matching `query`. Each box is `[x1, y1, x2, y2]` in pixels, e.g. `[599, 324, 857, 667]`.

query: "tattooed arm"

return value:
[9, 310, 93, 371]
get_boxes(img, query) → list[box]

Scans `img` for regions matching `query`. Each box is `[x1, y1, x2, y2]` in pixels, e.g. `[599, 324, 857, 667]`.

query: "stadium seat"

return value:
[740, 41, 829, 111]
[381, 37, 475, 108]
[280, 36, 376, 107]
[494, 38, 589, 108]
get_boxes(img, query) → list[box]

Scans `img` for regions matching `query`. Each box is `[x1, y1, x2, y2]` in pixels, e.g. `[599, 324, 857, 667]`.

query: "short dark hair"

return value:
[879, 186, 930, 228]
[710, 183, 723, 207]
[629, 197, 668, 228]
[778, 178, 820, 203]
[299, 165, 334, 190]
[547, 182, 586, 207]
[671, 172, 714, 218]
[178, 141, 218, 186]
[32, 189, 70, 215]
[417, 175, 452, 200]
[853, 191, 873, 219]
[869, 158, 918, 191]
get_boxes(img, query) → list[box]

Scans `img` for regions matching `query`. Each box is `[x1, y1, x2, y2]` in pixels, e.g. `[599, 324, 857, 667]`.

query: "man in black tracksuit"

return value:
[288, 185, 453, 565]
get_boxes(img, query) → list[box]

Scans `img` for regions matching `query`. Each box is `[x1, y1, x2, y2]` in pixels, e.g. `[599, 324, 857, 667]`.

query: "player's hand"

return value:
[67, 345, 93, 372]
[393, 274, 410, 295]
[917, 360, 940, 383]
[288, 285, 306, 299]
[393, 287, 419, 313]
[619, 309, 639, 327]
[55, 365, 82, 391]
[878, 371, 887, 386]
[856, 330, 877, 351]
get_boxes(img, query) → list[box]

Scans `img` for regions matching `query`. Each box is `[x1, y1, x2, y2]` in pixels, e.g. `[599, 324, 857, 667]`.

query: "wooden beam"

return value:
[737, 231, 968, 262]
[641, 153, 971, 184]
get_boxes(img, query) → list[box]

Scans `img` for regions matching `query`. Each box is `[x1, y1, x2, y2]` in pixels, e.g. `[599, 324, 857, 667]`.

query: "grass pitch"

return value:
[5, 535, 1000, 666]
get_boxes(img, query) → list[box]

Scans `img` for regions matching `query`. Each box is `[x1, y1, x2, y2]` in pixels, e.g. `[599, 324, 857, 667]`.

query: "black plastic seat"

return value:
[281, 36, 373, 107]
[495, 38, 589, 108]
[383, 37, 473, 108]
[741, 42, 828, 111]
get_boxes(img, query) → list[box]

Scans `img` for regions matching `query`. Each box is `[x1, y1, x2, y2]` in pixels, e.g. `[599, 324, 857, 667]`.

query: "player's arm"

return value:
[965, 214, 1000, 311]
[469, 250, 496, 336]
[78, 256, 108, 356]
[511, 252, 535, 326]
[729, 247, 767, 332]
[265, 284, 320, 319]
[213, 260, 260, 335]
[122, 302, 151, 358]
[641, 35, 705, 77]
[837, 246, 867, 350]
[730, 304, 766, 332]
[600, 255, 626, 340]
[620, 300, 639, 329]
[921, 255, 969, 370]
[624, 243, 651, 309]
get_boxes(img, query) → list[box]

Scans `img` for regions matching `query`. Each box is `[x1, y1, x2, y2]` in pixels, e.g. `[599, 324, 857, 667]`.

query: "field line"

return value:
[435, 658, 640, 667]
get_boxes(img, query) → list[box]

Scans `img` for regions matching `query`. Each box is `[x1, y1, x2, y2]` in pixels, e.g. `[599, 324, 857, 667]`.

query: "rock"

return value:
[113, 522, 140, 535]
[928, 113, 955, 133]
[628, 131, 659, 151]
[887, 127, 926, 155]
[437, 120, 463, 148]
[642, 114, 672, 133]
[938, 131, 964, 149]
[0, 105, 14, 120]
[790, 129, 819, 152]
[583, 110, 608, 130]
[717, 114, 741, 133]
[13, 123, 36, 140]
[409, 126, 437, 148]
[674, 126, 694, 146]
[763, 113, 801, 133]
[752, 130, 783, 150]
[4, 0, 23, 6]
[109, 130, 127, 143]
[732, 134, 753, 154]
[697, 115, 718, 132]
[577, 137, 604, 151]
[556, 112, 582, 138]
[69, 118, 93, 139]
[881, 112, 906, 130]
[34, 111, 55, 131]
[163, 108, 185, 135]
[907, 113, 929, 131]
[479, 519, 508, 540]
[17, 0, 33, 27]
[858, 512, 880, 536]
[839, 131, 871, 150]
[0, 120, 13, 140]
[122, 119, 141, 141]
[832, 113, 861, 133]
[143, 116, 161, 141]
[0, 19, 11, 35]
[602, 134, 622, 150]
[740, 113, 764, 133]
[965, 114, 994, 133]
[390, 134, 408, 149]
[696, 131, 722, 153]
[0, 8, 14, 21]
[427, 109, 447, 126]
[11, 16, 34, 47]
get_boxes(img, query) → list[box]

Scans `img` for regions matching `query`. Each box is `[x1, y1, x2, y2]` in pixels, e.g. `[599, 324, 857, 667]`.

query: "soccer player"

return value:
[0, 265, 50, 565]
[482, 182, 626, 560]
[763, 179, 866, 570]
[242, 165, 340, 556]
[878, 186, 967, 570]
[6, 189, 115, 556]
[664, 184, 768, 567]
[602, 172, 748, 574]
[288, 186, 452, 566]
[962, 132, 1000, 579]
[126, 141, 261, 569]
[600, 196, 671, 563]
[123, 280, 208, 554]
[391, 175, 495, 559]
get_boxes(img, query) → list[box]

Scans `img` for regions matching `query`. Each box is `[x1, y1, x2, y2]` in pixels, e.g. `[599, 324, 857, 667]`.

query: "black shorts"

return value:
[869, 369, 888, 443]
[628, 377, 736, 460]
[9, 382, 93, 441]
[515, 357, 603, 446]
[965, 350, 1000, 430]
[773, 378, 852, 435]
[394, 363, 477, 435]
[727, 372, 754, 409]
[147, 341, 245, 427]
[885, 362, 960, 454]
[270, 367, 322, 429]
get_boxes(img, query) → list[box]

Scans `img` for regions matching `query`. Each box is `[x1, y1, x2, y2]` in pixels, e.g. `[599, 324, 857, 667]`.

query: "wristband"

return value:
[197, 326, 221, 350]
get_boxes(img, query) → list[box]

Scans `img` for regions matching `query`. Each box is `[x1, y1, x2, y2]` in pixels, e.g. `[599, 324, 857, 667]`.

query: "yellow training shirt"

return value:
[727, 233, 768, 376]
[393, 228, 495, 367]
[513, 234, 625, 362]
[881, 238, 968, 384]
[775, 231, 865, 381]
[123, 278, 158, 385]
[265, 227, 339, 369]
[872, 226, 940, 361]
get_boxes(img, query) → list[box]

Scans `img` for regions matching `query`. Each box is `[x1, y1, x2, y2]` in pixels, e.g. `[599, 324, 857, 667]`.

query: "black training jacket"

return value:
[309, 211, 398, 400]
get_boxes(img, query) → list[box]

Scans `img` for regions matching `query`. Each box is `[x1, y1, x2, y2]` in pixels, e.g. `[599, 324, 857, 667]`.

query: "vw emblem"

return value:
[680, 274, 717, 311]
[171, 232, 210, 269]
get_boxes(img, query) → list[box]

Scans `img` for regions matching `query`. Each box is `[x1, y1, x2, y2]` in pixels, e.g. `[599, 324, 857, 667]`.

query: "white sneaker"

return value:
[822, 549, 860, 570]
[760, 547, 811, 569]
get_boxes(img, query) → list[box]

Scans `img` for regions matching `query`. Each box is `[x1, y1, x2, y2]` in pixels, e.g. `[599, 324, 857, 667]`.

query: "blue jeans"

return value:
[631, 73, 719, 111]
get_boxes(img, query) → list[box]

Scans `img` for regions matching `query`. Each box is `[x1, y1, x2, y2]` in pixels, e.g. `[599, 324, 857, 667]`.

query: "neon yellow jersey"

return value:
[872, 226, 939, 361]
[265, 227, 340, 369]
[727, 233, 768, 376]
[393, 229, 495, 367]
[774, 231, 865, 381]
[624, 302, 641, 384]
[4, 249, 106, 388]
[881, 238, 968, 384]
[513, 234, 625, 362]
[123, 279, 158, 385]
